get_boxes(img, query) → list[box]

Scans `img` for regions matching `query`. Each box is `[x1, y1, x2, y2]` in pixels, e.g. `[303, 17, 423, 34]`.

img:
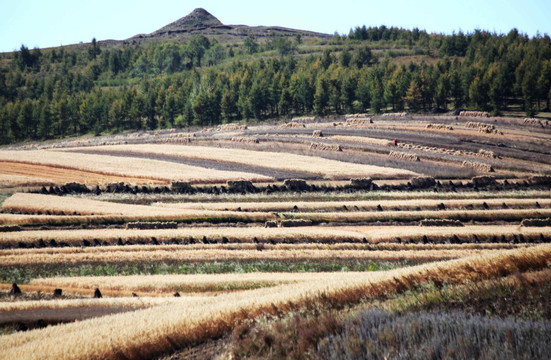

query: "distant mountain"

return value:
[118, 8, 331, 46]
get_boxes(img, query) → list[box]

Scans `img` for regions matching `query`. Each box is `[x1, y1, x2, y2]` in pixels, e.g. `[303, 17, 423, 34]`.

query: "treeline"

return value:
[0, 27, 550, 144]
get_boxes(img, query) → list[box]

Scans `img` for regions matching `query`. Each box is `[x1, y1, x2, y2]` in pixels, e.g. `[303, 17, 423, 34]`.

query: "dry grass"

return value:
[0, 246, 483, 267]
[1, 225, 548, 248]
[287, 208, 551, 223]
[5, 193, 549, 227]
[29, 273, 335, 295]
[1, 245, 549, 360]
[67, 144, 418, 179]
[327, 135, 393, 146]
[0, 173, 54, 187]
[0, 150, 273, 184]
[1, 193, 274, 224]
[0, 297, 183, 312]
[0, 161, 165, 186]
[0, 226, 364, 246]
[156, 198, 551, 212]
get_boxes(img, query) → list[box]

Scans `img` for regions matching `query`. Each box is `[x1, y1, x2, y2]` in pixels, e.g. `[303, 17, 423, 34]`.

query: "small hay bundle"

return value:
[310, 142, 342, 151]
[460, 111, 490, 118]
[389, 151, 420, 162]
[462, 160, 494, 172]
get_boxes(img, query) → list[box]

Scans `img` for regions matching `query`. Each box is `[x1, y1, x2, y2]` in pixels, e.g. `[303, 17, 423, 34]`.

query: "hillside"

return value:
[0, 9, 550, 145]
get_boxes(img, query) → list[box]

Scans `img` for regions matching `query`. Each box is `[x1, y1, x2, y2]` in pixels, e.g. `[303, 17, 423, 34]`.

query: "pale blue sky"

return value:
[1, 0, 550, 53]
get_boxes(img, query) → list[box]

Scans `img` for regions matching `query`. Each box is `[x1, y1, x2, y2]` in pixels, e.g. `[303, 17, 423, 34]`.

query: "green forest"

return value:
[1, 26, 550, 144]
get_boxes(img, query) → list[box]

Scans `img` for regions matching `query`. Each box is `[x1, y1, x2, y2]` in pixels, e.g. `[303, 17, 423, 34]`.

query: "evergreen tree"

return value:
[404, 80, 422, 112]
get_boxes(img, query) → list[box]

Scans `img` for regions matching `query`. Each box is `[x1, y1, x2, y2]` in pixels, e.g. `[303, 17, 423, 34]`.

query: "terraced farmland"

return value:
[1, 115, 550, 359]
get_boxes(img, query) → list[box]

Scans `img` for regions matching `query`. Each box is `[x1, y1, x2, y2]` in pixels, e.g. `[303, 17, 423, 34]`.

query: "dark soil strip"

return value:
[65, 149, 321, 181]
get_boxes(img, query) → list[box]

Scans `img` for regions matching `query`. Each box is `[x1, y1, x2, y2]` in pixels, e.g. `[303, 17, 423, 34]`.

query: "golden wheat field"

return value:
[1, 116, 550, 360]
[64, 143, 419, 178]
[1, 245, 550, 360]
[0, 150, 273, 184]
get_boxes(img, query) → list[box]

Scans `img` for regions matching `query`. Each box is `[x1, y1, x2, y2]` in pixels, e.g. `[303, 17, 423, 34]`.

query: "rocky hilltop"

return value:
[152, 8, 224, 34]
[123, 8, 331, 45]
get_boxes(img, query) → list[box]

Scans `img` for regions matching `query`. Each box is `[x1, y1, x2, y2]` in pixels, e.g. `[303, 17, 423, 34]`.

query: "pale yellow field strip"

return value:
[287, 208, 551, 222]
[1, 245, 549, 360]
[0, 297, 186, 312]
[327, 135, 394, 146]
[0, 225, 548, 246]
[29, 273, 336, 294]
[0, 161, 167, 186]
[65, 144, 418, 178]
[0, 174, 54, 187]
[0, 248, 484, 266]
[1, 193, 273, 220]
[0, 150, 273, 183]
[0, 226, 363, 245]
[156, 198, 551, 212]
[4, 193, 550, 226]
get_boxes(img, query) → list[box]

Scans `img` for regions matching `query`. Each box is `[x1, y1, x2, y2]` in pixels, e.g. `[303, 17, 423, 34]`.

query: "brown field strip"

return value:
[0, 150, 273, 184]
[0, 161, 166, 186]
[0, 225, 549, 247]
[65, 144, 419, 179]
[0, 245, 549, 360]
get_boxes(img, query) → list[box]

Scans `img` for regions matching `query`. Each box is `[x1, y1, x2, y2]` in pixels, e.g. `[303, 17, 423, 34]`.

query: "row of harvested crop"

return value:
[3, 227, 550, 249]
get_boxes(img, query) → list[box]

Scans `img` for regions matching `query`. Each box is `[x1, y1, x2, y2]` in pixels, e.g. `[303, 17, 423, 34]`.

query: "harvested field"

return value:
[0, 247, 480, 266]
[156, 198, 551, 212]
[1, 245, 550, 360]
[2, 113, 551, 359]
[68, 149, 313, 180]
[327, 135, 393, 146]
[65, 144, 418, 179]
[0, 151, 273, 184]
[0, 161, 165, 186]
[0, 225, 545, 248]
[286, 208, 551, 223]
[1, 193, 274, 223]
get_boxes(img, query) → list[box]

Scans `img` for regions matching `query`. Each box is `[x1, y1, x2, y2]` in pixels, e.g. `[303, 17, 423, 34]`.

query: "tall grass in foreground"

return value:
[0, 245, 550, 360]
[314, 310, 551, 360]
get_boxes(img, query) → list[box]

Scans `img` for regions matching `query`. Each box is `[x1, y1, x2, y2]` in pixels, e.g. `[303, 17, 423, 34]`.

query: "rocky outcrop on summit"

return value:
[153, 8, 223, 35]
[126, 8, 331, 45]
